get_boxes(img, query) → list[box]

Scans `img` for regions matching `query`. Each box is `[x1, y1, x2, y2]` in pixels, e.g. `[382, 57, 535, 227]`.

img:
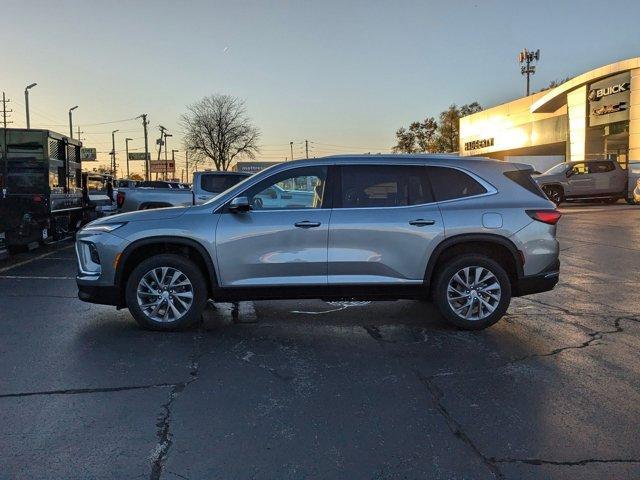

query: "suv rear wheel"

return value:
[125, 254, 208, 331]
[433, 254, 512, 330]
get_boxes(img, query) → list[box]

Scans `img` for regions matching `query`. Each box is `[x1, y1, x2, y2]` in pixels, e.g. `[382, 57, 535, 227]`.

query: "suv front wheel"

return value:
[125, 254, 208, 331]
[433, 254, 512, 330]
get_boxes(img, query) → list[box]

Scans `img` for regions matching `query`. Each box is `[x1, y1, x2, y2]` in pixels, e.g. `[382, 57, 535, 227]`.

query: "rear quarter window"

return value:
[504, 170, 547, 199]
[427, 166, 487, 201]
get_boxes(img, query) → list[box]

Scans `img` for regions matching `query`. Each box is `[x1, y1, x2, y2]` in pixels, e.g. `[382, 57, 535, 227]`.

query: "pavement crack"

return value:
[416, 372, 503, 479]
[0, 383, 176, 399]
[509, 316, 624, 364]
[149, 325, 204, 480]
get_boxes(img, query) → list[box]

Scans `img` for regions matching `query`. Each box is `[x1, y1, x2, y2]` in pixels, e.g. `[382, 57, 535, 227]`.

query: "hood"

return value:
[89, 206, 189, 225]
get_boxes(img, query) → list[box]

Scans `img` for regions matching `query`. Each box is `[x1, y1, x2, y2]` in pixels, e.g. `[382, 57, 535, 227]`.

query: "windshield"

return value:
[543, 163, 569, 175]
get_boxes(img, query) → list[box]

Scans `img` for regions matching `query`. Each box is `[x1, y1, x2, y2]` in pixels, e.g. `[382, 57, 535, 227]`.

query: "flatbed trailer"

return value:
[0, 128, 91, 248]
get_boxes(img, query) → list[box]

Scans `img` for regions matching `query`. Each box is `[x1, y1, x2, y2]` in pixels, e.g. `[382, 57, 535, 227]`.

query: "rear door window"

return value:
[339, 165, 433, 208]
[589, 161, 615, 173]
[426, 167, 487, 201]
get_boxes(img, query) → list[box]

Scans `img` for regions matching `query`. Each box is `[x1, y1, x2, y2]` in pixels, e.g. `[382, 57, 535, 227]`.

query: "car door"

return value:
[591, 160, 626, 194]
[327, 164, 444, 285]
[566, 162, 595, 196]
[215, 165, 331, 287]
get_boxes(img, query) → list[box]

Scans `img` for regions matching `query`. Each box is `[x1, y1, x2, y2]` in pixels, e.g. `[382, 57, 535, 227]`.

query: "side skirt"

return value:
[211, 284, 427, 302]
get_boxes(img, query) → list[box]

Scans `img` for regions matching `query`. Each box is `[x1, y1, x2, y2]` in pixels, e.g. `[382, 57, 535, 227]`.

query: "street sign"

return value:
[149, 160, 175, 173]
[128, 152, 151, 161]
[80, 147, 97, 161]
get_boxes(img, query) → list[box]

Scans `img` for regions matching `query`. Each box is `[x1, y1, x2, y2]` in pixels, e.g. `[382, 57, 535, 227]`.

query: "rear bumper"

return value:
[77, 282, 121, 307]
[515, 259, 560, 296]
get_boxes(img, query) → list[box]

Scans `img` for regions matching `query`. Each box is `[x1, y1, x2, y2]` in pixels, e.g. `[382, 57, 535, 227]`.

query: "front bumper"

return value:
[77, 283, 122, 306]
[515, 259, 560, 296]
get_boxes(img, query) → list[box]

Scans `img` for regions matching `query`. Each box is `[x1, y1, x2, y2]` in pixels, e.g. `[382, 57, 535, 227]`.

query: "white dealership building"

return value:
[459, 57, 640, 172]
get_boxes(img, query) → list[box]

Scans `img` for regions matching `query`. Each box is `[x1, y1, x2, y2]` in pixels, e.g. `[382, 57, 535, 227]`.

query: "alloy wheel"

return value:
[446, 266, 501, 321]
[136, 267, 194, 323]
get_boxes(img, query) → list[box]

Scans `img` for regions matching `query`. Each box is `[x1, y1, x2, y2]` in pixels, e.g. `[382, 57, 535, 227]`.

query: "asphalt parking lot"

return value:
[1, 203, 639, 480]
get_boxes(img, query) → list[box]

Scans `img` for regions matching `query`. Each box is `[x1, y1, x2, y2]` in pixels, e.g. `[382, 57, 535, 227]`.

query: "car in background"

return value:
[534, 159, 628, 205]
[117, 171, 250, 212]
[628, 161, 640, 204]
[77, 155, 560, 332]
[86, 174, 118, 217]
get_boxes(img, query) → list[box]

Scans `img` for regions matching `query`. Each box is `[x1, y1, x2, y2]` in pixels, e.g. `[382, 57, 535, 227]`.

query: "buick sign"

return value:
[588, 82, 630, 102]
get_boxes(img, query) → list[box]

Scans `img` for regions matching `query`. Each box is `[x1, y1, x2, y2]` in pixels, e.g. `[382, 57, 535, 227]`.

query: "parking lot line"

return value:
[0, 244, 74, 274]
[0, 275, 75, 280]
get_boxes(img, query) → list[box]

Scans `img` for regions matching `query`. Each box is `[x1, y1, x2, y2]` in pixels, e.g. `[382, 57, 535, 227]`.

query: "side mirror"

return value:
[229, 196, 251, 213]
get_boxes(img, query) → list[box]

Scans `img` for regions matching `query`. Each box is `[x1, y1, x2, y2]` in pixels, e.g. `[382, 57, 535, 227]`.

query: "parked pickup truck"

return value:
[534, 159, 640, 205]
[116, 171, 250, 212]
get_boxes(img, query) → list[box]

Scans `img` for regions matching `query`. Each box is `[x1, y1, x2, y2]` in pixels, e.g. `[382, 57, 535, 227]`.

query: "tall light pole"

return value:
[290, 141, 294, 161]
[24, 83, 37, 129]
[111, 129, 119, 177]
[68, 106, 78, 138]
[518, 48, 540, 96]
[125, 137, 133, 178]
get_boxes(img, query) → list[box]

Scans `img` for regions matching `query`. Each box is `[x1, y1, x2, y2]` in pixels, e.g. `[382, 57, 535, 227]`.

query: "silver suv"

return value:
[76, 155, 560, 331]
[534, 160, 627, 205]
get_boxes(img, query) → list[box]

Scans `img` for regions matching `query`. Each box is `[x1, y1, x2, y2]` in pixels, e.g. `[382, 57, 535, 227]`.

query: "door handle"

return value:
[409, 219, 435, 226]
[294, 221, 321, 228]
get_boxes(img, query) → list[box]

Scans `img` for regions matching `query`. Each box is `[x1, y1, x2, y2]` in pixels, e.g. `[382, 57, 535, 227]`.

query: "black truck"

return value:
[0, 128, 92, 248]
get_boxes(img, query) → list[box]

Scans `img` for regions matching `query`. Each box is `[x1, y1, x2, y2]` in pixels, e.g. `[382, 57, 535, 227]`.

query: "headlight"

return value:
[82, 222, 127, 233]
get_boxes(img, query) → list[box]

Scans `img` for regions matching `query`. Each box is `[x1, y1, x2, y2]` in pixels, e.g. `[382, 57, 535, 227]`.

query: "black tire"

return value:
[542, 185, 563, 206]
[125, 254, 208, 331]
[433, 254, 512, 330]
[627, 198, 638, 205]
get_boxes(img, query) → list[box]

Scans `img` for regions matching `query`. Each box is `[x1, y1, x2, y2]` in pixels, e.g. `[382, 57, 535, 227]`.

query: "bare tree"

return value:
[181, 94, 260, 171]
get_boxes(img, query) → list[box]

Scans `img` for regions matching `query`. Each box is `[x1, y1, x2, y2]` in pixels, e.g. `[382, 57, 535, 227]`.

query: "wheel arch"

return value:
[115, 236, 218, 303]
[424, 234, 523, 294]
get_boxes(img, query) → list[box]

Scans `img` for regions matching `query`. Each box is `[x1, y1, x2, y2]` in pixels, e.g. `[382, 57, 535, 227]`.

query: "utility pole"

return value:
[156, 125, 167, 180]
[2, 92, 11, 199]
[24, 83, 37, 129]
[518, 48, 540, 96]
[305, 140, 309, 159]
[2, 93, 13, 129]
[68, 106, 78, 138]
[125, 137, 133, 178]
[77, 126, 83, 142]
[111, 129, 119, 177]
[185, 150, 189, 183]
[139, 114, 149, 180]
[164, 134, 173, 179]
[157, 125, 166, 161]
[290, 141, 294, 162]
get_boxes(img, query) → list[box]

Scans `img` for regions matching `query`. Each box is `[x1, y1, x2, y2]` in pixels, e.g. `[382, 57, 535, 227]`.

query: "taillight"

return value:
[116, 191, 125, 208]
[526, 209, 561, 225]
[33, 194, 43, 204]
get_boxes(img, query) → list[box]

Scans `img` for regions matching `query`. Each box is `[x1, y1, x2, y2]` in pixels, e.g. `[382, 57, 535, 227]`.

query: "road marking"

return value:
[0, 275, 75, 280]
[0, 244, 74, 273]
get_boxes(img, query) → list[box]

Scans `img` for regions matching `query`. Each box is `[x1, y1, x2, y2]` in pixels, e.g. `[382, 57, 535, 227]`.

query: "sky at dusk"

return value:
[2, 0, 639, 176]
